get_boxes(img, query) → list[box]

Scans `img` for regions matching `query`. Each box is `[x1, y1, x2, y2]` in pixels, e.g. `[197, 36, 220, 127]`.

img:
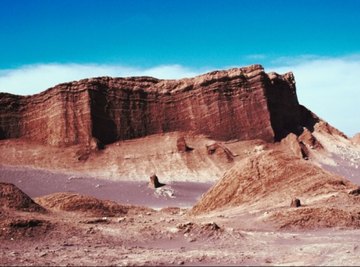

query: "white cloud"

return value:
[269, 55, 360, 137]
[0, 63, 201, 96]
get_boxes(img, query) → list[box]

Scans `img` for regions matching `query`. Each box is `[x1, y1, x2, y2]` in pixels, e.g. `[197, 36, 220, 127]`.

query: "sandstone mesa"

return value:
[0, 64, 322, 147]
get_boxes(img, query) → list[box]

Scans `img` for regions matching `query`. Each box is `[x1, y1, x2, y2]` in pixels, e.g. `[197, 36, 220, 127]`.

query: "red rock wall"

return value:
[0, 93, 22, 139]
[0, 64, 311, 146]
[87, 65, 275, 144]
[0, 85, 92, 146]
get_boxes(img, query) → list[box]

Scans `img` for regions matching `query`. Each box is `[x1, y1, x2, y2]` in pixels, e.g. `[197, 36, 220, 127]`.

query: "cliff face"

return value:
[0, 85, 92, 146]
[0, 64, 314, 146]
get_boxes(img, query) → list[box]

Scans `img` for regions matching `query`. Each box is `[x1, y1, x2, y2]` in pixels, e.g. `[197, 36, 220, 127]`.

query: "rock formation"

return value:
[349, 187, 360, 196]
[191, 149, 353, 215]
[298, 127, 322, 149]
[206, 143, 235, 162]
[352, 133, 360, 145]
[314, 120, 347, 138]
[0, 64, 318, 147]
[280, 133, 306, 159]
[148, 174, 166, 189]
[176, 136, 193, 152]
[290, 198, 301, 208]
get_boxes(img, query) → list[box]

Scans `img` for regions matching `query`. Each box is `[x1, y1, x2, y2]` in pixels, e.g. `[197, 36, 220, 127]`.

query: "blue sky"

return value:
[0, 0, 359, 136]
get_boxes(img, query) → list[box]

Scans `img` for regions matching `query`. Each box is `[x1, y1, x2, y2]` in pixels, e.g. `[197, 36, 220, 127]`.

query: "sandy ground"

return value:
[2, 131, 360, 265]
[0, 165, 212, 209]
[1, 163, 360, 266]
[2, 202, 360, 266]
[311, 131, 360, 185]
[322, 154, 360, 185]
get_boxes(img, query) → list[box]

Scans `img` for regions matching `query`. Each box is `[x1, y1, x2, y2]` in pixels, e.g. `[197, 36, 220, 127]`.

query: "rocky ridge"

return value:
[352, 133, 360, 145]
[0, 64, 317, 147]
[191, 149, 356, 215]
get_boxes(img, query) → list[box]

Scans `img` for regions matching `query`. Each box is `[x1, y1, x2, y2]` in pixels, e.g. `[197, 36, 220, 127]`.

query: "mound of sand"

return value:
[0, 182, 45, 212]
[191, 149, 355, 215]
[36, 192, 151, 217]
[269, 206, 360, 230]
[0, 183, 54, 240]
[267, 189, 360, 230]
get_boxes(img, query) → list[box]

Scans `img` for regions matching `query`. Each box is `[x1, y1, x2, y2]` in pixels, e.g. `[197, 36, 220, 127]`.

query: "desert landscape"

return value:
[1, 65, 360, 266]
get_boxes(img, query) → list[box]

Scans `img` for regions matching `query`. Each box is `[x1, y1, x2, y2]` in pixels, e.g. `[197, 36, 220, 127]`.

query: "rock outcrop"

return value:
[352, 133, 360, 145]
[349, 187, 360, 196]
[176, 137, 193, 152]
[290, 198, 301, 208]
[206, 143, 235, 162]
[148, 174, 166, 189]
[0, 64, 317, 146]
[191, 149, 354, 215]
[280, 133, 307, 159]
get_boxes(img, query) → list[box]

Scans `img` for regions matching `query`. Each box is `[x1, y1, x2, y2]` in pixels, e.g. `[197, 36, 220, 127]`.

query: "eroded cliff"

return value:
[0, 64, 315, 146]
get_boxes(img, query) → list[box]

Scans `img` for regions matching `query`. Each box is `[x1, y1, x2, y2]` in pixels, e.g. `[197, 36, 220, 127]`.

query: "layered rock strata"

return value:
[0, 64, 315, 146]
